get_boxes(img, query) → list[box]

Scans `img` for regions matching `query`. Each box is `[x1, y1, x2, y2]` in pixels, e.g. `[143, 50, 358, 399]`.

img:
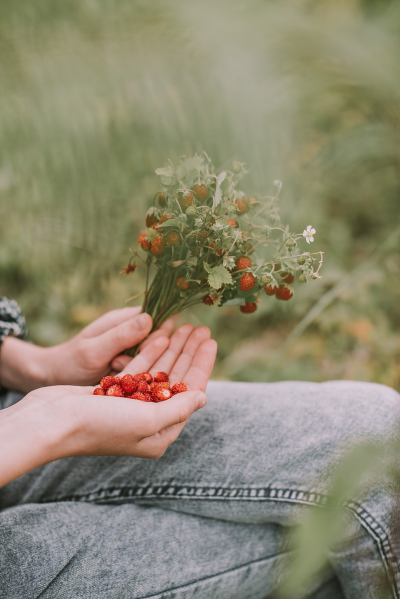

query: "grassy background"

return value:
[1, 0, 399, 388]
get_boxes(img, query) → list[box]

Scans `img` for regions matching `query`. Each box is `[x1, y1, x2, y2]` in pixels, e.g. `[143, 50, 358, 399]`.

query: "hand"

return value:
[0, 307, 176, 392]
[0, 325, 217, 486]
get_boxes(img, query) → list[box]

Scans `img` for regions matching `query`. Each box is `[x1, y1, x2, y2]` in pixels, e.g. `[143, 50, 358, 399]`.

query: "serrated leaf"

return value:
[146, 228, 158, 242]
[160, 175, 173, 185]
[208, 272, 222, 289]
[213, 265, 232, 285]
[157, 218, 181, 228]
[212, 171, 227, 210]
[155, 166, 174, 177]
[176, 165, 187, 180]
[222, 297, 246, 306]
[181, 155, 204, 172]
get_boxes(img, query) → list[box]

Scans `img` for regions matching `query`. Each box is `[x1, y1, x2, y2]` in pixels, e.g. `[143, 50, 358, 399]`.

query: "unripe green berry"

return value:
[297, 256, 306, 265]
[286, 238, 296, 248]
[226, 203, 238, 214]
[298, 273, 307, 283]
[311, 274, 318, 280]
[186, 205, 197, 216]
[262, 274, 273, 284]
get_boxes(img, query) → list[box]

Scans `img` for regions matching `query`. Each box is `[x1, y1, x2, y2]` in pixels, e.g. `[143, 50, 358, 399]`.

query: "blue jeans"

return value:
[0, 381, 399, 598]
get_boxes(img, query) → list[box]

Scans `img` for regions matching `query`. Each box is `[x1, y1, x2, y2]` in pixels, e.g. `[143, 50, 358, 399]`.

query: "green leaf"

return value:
[222, 297, 246, 306]
[157, 218, 180, 228]
[181, 155, 204, 172]
[203, 262, 212, 274]
[155, 166, 174, 177]
[208, 271, 222, 289]
[146, 228, 158, 242]
[212, 171, 227, 210]
[176, 165, 187, 180]
[213, 265, 232, 285]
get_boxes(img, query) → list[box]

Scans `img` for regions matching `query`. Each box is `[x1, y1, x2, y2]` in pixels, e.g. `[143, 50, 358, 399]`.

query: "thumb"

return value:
[89, 313, 153, 361]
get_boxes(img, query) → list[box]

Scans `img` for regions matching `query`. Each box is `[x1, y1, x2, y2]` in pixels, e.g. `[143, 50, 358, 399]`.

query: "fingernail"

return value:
[195, 393, 207, 408]
[135, 313, 150, 330]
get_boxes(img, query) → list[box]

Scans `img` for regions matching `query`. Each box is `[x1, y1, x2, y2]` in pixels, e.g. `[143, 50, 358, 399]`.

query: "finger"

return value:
[119, 336, 170, 376]
[136, 420, 188, 458]
[80, 307, 141, 339]
[169, 326, 211, 385]
[149, 324, 195, 374]
[182, 339, 218, 391]
[140, 317, 178, 350]
[110, 355, 132, 372]
[151, 390, 207, 433]
[87, 313, 152, 361]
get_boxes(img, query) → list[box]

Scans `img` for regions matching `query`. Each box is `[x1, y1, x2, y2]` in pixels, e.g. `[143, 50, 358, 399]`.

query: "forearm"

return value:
[0, 395, 71, 487]
[0, 337, 50, 393]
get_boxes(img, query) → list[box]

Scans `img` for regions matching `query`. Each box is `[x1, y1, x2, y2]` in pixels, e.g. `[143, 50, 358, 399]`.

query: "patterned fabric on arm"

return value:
[0, 296, 27, 348]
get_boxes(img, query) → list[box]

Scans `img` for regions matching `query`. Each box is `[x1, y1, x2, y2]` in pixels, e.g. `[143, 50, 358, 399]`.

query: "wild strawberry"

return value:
[239, 273, 257, 292]
[130, 392, 147, 401]
[93, 387, 106, 395]
[210, 242, 224, 256]
[121, 374, 138, 395]
[143, 393, 153, 402]
[171, 382, 188, 394]
[137, 380, 150, 393]
[203, 295, 214, 306]
[176, 277, 189, 290]
[236, 199, 249, 214]
[154, 372, 169, 383]
[192, 184, 208, 201]
[106, 384, 124, 397]
[264, 284, 277, 296]
[133, 372, 153, 383]
[100, 376, 116, 390]
[240, 302, 257, 314]
[166, 231, 180, 245]
[138, 232, 151, 251]
[178, 191, 194, 208]
[274, 263, 280, 271]
[226, 219, 237, 227]
[153, 387, 173, 402]
[149, 381, 170, 393]
[121, 262, 137, 275]
[236, 256, 251, 270]
[157, 192, 166, 207]
[276, 285, 293, 301]
[146, 213, 158, 228]
[196, 229, 209, 242]
[281, 272, 295, 284]
[151, 236, 166, 256]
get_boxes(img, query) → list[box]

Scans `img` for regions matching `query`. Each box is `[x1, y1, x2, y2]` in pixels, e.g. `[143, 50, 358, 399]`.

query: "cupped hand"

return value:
[26, 324, 217, 460]
[43, 307, 177, 387]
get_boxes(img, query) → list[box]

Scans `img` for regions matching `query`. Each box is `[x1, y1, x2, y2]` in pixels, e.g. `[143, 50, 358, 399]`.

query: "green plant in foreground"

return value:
[123, 153, 324, 355]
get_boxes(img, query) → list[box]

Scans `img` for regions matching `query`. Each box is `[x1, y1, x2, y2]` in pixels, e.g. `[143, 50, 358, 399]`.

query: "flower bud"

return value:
[286, 238, 296, 248]
[186, 205, 197, 216]
[297, 256, 306, 265]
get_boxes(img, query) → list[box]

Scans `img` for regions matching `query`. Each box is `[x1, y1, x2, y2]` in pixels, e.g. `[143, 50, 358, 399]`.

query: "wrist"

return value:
[0, 337, 51, 392]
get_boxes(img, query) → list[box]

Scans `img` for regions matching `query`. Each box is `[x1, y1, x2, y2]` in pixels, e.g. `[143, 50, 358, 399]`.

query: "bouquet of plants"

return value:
[122, 153, 323, 355]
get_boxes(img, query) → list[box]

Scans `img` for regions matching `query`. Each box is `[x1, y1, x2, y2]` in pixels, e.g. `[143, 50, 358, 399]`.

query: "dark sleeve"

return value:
[0, 297, 28, 348]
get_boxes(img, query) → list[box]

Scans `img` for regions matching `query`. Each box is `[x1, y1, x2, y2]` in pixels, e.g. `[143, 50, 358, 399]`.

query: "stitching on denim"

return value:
[40, 484, 400, 598]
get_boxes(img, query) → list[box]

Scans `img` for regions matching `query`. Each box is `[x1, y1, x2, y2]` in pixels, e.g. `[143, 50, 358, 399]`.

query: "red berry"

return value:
[192, 184, 208, 201]
[137, 380, 150, 393]
[176, 277, 189, 290]
[264, 284, 277, 296]
[149, 381, 170, 392]
[178, 191, 194, 208]
[210, 242, 224, 256]
[239, 273, 257, 292]
[159, 213, 173, 225]
[158, 192, 166, 207]
[121, 263, 137, 275]
[138, 231, 151, 251]
[130, 392, 147, 401]
[281, 272, 295, 284]
[236, 199, 249, 214]
[276, 285, 293, 301]
[151, 236, 166, 256]
[133, 372, 153, 384]
[226, 219, 237, 227]
[143, 393, 154, 402]
[93, 387, 106, 396]
[236, 256, 251, 270]
[240, 302, 257, 314]
[153, 387, 173, 402]
[166, 231, 180, 245]
[121, 374, 138, 395]
[100, 376, 116, 390]
[203, 295, 214, 306]
[146, 213, 158, 228]
[106, 384, 124, 397]
[154, 372, 169, 383]
[171, 382, 188, 394]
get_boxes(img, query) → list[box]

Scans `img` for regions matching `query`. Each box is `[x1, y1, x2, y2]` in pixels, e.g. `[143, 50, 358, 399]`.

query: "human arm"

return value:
[0, 324, 217, 487]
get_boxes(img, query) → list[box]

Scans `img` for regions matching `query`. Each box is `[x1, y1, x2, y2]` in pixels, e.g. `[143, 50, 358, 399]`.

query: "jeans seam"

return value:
[39, 484, 400, 599]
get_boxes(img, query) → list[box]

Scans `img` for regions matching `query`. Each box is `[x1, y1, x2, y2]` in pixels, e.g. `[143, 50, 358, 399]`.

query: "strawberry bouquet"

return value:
[123, 154, 323, 356]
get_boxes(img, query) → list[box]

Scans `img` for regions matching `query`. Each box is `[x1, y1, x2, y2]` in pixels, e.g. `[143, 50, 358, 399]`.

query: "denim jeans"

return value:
[0, 380, 399, 599]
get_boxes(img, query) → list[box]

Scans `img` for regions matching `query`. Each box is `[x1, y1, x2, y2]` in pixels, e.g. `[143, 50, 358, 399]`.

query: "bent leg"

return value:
[1, 380, 399, 597]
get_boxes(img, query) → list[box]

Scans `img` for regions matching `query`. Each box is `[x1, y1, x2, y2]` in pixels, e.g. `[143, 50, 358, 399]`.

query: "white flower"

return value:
[303, 225, 316, 244]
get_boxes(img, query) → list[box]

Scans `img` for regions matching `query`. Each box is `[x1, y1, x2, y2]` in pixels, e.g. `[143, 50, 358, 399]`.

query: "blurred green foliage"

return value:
[1, 0, 399, 388]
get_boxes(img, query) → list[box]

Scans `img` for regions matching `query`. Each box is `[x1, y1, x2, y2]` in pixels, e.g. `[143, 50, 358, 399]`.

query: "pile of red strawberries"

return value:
[93, 372, 187, 402]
